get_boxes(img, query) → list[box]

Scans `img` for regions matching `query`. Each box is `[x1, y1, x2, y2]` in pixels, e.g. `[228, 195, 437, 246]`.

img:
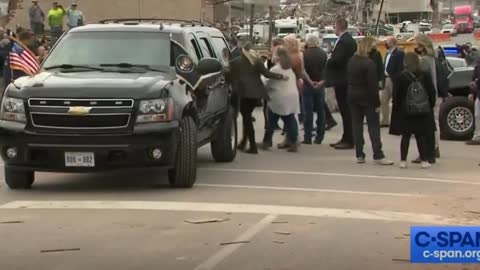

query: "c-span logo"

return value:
[411, 226, 480, 263]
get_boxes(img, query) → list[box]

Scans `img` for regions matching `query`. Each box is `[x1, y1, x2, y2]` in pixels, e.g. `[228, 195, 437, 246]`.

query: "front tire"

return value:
[5, 167, 34, 190]
[168, 117, 197, 188]
[211, 107, 237, 162]
[439, 97, 475, 140]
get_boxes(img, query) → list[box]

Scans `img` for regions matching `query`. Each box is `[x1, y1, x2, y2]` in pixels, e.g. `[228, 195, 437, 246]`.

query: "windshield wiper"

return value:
[100, 63, 163, 72]
[44, 64, 104, 71]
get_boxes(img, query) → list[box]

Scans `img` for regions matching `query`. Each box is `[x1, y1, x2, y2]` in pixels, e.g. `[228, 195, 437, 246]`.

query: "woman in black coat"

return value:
[347, 36, 393, 165]
[229, 42, 285, 154]
[392, 52, 436, 169]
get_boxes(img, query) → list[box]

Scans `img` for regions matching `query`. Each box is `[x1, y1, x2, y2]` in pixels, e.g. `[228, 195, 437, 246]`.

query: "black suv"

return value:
[0, 18, 238, 189]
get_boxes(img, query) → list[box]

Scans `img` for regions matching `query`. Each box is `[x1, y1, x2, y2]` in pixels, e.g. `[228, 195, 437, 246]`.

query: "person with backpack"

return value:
[393, 53, 437, 169]
[347, 36, 394, 165]
[412, 34, 449, 164]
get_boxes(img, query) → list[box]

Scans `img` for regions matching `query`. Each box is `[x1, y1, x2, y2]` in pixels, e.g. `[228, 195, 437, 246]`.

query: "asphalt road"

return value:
[0, 108, 480, 270]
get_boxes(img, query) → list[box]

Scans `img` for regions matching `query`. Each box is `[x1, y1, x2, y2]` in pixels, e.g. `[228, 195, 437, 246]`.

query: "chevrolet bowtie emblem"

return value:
[68, 106, 92, 115]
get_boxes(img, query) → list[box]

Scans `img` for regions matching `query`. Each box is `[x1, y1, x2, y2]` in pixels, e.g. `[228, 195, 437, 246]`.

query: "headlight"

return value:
[0, 97, 26, 122]
[136, 98, 172, 123]
[139, 99, 167, 114]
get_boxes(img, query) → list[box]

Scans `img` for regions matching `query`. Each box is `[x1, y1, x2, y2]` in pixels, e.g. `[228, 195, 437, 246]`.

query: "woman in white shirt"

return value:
[261, 47, 300, 152]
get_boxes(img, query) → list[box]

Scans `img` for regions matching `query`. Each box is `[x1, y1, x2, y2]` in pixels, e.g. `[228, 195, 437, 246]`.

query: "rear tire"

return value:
[439, 96, 475, 140]
[211, 107, 237, 162]
[168, 117, 197, 188]
[5, 167, 34, 190]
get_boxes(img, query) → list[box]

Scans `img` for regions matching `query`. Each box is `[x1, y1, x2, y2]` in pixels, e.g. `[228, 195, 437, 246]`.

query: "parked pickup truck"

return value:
[439, 46, 476, 141]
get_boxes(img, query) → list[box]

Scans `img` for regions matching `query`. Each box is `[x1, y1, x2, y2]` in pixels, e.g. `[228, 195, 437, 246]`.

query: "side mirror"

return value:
[197, 58, 223, 75]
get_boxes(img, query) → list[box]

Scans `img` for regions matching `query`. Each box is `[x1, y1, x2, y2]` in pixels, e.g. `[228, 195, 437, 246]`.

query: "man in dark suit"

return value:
[326, 18, 357, 150]
[381, 36, 405, 127]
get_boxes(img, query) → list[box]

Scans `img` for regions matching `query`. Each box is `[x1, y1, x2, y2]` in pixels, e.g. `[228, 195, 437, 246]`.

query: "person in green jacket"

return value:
[47, 2, 65, 42]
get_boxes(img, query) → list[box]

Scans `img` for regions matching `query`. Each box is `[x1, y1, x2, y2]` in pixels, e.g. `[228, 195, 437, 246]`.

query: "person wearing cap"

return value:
[47, 2, 65, 41]
[66, 3, 84, 30]
[29, 0, 45, 36]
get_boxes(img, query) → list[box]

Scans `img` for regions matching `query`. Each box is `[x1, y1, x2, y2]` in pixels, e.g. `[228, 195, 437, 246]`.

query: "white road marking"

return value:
[196, 184, 426, 198]
[0, 200, 471, 225]
[200, 168, 480, 186]
[193, 214, 277, 270]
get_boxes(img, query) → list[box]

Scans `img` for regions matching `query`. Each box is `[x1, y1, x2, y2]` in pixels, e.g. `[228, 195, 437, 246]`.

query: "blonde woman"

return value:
[229, 42, 286, 154]
[347, 36, 393, 165]
[283, 34, 315, 90]
[281, 34, 318, 148]
[413, 33, 445, 164]
[262, 47, 301, 152]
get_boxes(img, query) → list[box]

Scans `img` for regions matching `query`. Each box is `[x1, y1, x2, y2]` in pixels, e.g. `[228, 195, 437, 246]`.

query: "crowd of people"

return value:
[28, 1, 84, 41]
[0, 26, 49, 86]
[227, 16, 475, 169]
[0, 11, 478, 167]
[0, 1, 84, 86]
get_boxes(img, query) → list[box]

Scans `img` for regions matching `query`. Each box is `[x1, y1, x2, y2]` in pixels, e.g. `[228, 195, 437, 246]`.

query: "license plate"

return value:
[65, 152, 95, 167]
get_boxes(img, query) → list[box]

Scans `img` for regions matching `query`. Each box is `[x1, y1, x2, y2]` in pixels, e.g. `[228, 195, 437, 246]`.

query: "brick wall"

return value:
[8, 0, 212, 28]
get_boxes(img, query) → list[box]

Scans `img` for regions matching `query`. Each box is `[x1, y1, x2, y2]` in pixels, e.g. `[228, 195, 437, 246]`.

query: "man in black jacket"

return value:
[381, 36, 405, 127]
[326, 18, 357, 150]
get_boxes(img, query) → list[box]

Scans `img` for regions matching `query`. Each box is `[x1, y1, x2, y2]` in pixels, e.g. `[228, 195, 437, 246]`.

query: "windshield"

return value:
[443, 24, 454, 29]
[455, 15, 470, 21]
[43, 31, 171, 70]
[278, 27, 296, 34]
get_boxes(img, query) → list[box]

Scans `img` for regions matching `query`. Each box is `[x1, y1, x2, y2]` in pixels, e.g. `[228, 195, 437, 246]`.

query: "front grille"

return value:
[27, 98, 134, 131]
[28, 98, 133, 108]
[31, 113, 131, 129]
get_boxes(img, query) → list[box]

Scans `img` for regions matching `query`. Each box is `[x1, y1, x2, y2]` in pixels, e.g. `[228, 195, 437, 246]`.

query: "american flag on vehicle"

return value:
[9, 39, 39, 76]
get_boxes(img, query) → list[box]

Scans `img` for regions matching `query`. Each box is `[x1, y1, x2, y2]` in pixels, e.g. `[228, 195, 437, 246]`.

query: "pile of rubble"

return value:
[308, 1, 354, 27]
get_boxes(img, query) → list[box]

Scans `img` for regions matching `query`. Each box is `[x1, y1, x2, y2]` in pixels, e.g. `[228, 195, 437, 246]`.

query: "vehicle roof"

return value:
[69, 23, 221, 35]
[322, 34, 338, 39]
[454, 5, 472, 12]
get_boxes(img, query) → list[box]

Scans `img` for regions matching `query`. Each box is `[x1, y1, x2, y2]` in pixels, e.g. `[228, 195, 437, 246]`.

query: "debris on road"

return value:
[220, 241, 250, 246]
[271, 221, 288, 224]
[184, 218, 230, 224]
[465, 210, 480, 215]
[0, 221, 24, 224]
[273, 240, 285, 244]
[394, 237, 405, 240]
[392, 258, 410, 263]
[274, 231, 291, 236]
[41, 248, 81, 253]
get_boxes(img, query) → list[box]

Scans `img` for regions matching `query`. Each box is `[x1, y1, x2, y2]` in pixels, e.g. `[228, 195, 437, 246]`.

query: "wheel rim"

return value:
[447, 107, 474, 133]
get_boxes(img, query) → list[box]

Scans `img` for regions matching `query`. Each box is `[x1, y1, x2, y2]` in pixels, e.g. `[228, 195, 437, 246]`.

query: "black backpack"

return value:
[405, 72, 431, 116]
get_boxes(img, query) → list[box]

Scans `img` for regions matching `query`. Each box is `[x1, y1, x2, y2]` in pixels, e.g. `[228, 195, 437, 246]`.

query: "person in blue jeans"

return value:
[302, 34, 327, 144]
[262, 47, 301, 152]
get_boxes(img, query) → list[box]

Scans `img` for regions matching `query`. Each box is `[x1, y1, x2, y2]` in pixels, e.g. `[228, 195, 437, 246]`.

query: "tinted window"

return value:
[189, 37, 202, 62]
[211, 37, 229, 64]
[44, 32, 170, 69]
[198, 37, 215, 58]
